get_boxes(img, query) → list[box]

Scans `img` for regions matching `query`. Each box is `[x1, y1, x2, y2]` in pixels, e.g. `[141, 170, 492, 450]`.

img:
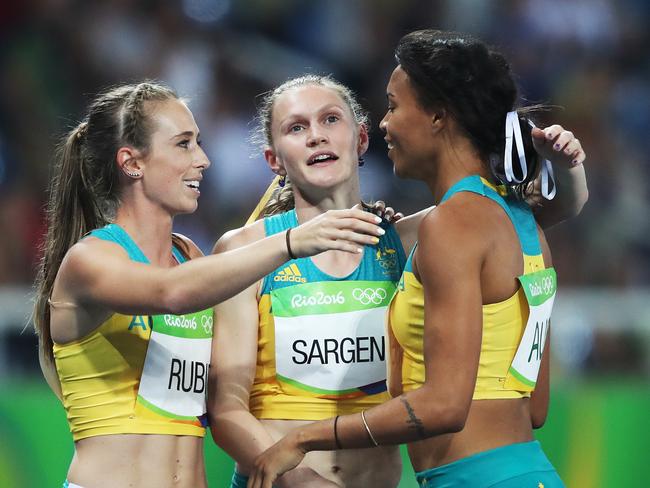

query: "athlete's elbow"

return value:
[439, 403, 469, 433]
[531, 408, 548, 429]
[160, 284, 197, 315]
[420, 393, 469, 435]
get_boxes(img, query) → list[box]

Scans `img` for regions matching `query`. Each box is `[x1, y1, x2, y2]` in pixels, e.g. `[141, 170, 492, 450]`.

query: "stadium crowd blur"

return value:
[0, 0, 648, 376]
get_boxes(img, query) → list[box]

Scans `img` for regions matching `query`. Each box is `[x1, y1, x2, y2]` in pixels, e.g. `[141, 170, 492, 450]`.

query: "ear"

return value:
[116, 146, 143, 178]
[264, 147, 286, 176]
[430, 107, 447, 136]
[356, 124, 370, 157]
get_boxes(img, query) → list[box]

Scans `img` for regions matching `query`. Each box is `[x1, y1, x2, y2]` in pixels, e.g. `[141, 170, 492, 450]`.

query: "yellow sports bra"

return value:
[53, 224, 212, 441]
[388, 176, 556, 400]
[248, 210, 406, 420]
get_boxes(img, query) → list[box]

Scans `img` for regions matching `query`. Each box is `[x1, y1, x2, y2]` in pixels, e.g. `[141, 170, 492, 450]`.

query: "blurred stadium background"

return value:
[1, 0, 649, 486]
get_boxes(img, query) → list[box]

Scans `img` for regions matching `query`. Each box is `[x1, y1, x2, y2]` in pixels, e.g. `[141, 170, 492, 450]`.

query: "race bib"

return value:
[272, 281, 395, 398]
[137, 309, 213, 419]
[504, 268, 556, 391]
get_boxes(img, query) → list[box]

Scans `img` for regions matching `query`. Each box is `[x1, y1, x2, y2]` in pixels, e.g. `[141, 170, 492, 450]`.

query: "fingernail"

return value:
[374, 216, 382, 223]
[546, 133, 554, 139]
[377, 227, 386, 235]
[357, 247, 363, 253]
[371, 237, 379, 244]
[554, 143, 560, 150]
[572, 159, 579, 166]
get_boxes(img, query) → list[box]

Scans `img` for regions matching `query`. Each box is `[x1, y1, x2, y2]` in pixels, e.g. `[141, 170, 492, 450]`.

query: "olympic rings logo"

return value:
[541, 276, 554, 295]
[378, 259, 396, 270]
[352, 287, 387, 305]
[201, 315, 213, 335]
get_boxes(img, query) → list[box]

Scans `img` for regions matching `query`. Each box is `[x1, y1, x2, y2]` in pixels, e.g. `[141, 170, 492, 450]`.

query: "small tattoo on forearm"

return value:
[400, 397, 426, 439]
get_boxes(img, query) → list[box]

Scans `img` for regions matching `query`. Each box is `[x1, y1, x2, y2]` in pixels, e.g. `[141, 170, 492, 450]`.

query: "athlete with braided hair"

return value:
[33, 81, 385, 488]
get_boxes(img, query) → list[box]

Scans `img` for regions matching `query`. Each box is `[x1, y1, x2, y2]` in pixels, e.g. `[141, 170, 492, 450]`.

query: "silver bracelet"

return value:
[361, 410, 379, 446]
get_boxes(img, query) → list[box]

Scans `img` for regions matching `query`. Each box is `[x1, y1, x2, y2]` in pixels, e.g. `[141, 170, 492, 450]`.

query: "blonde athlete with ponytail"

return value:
[208, 75, 587, 487]
[33, 81, 384, 488]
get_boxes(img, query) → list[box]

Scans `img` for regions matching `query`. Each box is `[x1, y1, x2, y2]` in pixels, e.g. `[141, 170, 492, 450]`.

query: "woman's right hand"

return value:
[289, 206, 384, 257]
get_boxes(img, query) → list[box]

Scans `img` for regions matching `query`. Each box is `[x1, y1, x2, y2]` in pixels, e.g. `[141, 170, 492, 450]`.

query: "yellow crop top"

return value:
[53, 224, 212, 441]
[388, 176, 554, 400]
[248, 210, 406, 420]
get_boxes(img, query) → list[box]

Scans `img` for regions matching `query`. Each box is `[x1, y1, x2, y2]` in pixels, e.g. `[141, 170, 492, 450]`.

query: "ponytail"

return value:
[34, 122, 109, 364]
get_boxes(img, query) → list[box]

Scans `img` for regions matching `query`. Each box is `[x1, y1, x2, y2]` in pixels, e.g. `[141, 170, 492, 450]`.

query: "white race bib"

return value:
[504, 268, 556, 391]
[271, 281, 395, 398]
[137, 310, 213, 418]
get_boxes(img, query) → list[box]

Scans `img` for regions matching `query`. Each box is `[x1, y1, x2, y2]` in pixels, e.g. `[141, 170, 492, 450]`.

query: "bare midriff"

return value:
[407, 398, 534, 473]
[68, 434, 206, 488]
[262, 419, 402, 487]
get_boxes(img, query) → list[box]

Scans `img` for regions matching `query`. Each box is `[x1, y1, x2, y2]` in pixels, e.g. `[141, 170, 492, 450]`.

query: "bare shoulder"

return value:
[56, 237, 129, 297]
[173, 233, 204, 259]
[419, 192, 498, 251]
[212, 219, 267, 254]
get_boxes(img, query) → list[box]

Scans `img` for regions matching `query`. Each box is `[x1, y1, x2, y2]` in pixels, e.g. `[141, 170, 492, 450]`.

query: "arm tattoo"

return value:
[400, 397, 426, 439]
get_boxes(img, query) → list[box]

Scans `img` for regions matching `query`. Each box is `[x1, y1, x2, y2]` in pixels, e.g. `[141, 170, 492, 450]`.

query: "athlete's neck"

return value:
[114, 203, 175, 267]
[425, 138, 490, 204]
[293, 183, 362, 224]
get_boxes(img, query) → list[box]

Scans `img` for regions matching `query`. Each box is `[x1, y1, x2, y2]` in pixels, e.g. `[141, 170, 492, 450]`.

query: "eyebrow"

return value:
[279, 104, 345, 128]
[170, 130, 199, 140]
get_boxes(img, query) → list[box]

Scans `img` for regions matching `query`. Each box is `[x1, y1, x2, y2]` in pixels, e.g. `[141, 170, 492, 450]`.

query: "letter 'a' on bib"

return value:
[271, 280, 395, 400]
[136, 308, 213, 420]
[504, 267, 556, 391]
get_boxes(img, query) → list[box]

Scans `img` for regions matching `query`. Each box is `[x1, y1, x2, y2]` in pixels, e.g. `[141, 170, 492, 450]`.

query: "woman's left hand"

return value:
[532, 124, 586, 168]
[368, 200, 404, 223]
[248, 434, 306, 488]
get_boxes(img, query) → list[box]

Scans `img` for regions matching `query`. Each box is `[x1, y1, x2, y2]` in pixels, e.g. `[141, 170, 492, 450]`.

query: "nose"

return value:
[379, 112, 389, 132]
[306, 126, 328, 147]
[196, 146, 211, 169]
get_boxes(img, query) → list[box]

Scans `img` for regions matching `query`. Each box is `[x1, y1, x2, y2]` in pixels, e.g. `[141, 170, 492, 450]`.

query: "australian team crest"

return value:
[375, 246, 399, 278]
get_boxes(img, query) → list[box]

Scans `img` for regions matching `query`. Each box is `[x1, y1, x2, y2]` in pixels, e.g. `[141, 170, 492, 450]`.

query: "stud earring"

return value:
[278, 175, 286, 187]
[125, 171, 141, 178]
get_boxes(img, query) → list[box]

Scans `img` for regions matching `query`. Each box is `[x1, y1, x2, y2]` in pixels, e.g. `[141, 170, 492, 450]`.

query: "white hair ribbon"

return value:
[526, 118, 557, 200]
[504, 111, 527, 184]
[540, 158, 556, 200]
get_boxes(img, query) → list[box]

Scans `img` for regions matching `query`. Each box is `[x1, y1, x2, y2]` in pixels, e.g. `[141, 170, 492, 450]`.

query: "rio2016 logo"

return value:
[528, 275, 555, 297]
[352, 287, 387, 305]
[163, 315, 197, 330]
[291, 291, 345, 308]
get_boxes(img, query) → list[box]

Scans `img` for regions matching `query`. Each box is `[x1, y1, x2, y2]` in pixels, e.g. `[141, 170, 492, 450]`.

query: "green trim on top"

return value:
[276, 374, 360, 396]
[507, 366, 537, 388]
[136, 394, 199, 421]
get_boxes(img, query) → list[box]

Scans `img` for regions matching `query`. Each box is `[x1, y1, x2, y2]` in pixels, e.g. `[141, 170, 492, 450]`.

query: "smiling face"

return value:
[265, 84, 367, 197]
[139, 98, 211, 215]
[380, 66, 438, 180]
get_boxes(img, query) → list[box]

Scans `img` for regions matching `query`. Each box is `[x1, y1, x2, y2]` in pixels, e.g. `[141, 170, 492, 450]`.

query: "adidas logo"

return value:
[274, 263, 307, 283]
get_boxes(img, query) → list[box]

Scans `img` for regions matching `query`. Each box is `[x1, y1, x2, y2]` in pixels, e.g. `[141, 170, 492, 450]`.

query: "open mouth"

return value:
[307, 152, 339, 166]
[184, 180, 201, 191]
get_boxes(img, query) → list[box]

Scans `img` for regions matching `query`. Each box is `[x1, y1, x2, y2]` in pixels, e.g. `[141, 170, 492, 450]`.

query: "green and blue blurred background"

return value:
[1, 1, 649, 486]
